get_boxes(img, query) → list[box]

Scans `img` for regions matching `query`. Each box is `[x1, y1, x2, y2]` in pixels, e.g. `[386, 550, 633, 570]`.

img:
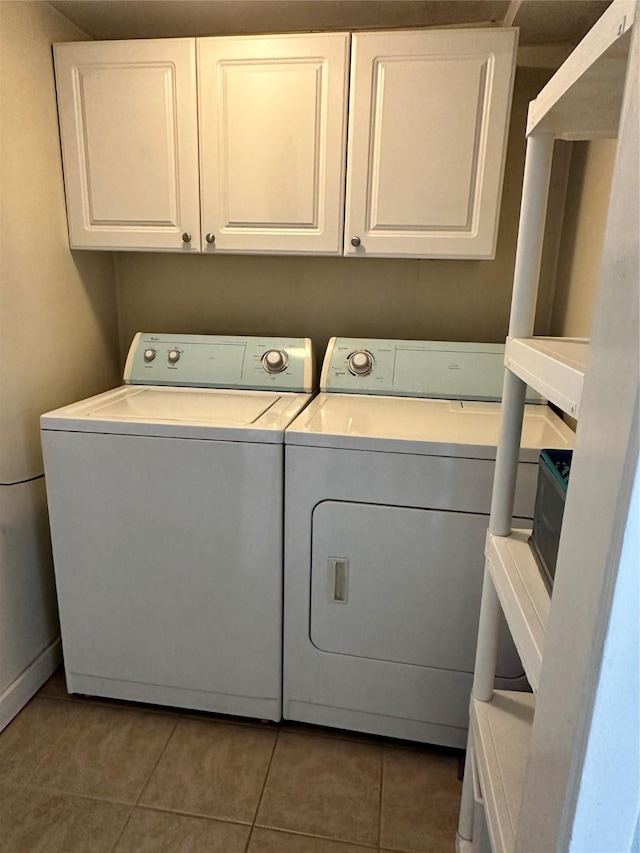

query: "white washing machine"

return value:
[283, 337, 574, 746]
[41, 333, 314, 721]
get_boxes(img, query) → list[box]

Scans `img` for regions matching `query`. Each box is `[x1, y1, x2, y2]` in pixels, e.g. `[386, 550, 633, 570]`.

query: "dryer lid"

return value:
[285, 393, 574, 460]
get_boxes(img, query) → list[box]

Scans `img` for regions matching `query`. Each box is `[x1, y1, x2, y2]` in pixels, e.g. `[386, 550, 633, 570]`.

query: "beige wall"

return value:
[550, 139, 617, 337]
[0, 1, 121, 482]
[116, 66, 558, 364]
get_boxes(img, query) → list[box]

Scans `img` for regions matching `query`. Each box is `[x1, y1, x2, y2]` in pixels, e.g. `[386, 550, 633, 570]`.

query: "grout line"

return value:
[133, 716, 180, 808]
[131, 802, 252, 827]
[244, 727, 280, 853]
[108, 714, 181, 852]
[244, 825, 379, 849]
[108, 805, 135, 853]
[20, 782, 134, 807]
[46, 786, 256, 825]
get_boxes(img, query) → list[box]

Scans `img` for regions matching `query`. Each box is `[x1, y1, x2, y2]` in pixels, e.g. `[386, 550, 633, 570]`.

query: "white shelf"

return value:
[505, 336, 588, 418]
[471, 691, 536, 853]
[485, 530, 550, 692]
[527, 0, 634, 139]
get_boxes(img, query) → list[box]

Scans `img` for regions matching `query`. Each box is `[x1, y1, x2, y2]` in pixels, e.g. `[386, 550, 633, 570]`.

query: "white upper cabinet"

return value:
[53, 28, 516, 258]
[344, 29, 517, 259]
[54, 39, 201, 251]
[198, 34, 349, 254]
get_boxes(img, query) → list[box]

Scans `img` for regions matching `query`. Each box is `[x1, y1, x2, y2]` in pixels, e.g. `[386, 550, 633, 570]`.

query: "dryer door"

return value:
[310, 500, 523, 678]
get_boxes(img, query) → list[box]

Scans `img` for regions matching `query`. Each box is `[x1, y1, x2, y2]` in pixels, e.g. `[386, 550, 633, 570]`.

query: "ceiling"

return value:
[504, 0, 612, 44]
[48, 0, 611, 45]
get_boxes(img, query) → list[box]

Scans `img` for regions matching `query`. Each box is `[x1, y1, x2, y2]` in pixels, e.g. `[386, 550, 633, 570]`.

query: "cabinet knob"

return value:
[350, 236, 361, 248]
[182, 232, 191, 243]
[206, 233, 216, 244]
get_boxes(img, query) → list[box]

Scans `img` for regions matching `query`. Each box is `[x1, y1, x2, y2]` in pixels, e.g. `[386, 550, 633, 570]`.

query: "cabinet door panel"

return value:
[198, 34, 349, 254]
[55, 40, 200, 251]
[345, 29, 517, 259]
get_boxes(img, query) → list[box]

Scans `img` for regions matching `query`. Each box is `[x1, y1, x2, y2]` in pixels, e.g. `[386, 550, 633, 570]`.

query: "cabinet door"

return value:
[54, 40, 200, 251]
[344, 29, 517, 259]
[198, 34, 349, 254]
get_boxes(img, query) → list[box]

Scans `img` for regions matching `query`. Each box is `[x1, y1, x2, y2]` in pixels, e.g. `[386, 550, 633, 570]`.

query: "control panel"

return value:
[321, 338, 544, 402]
[124, 333, 314, 392]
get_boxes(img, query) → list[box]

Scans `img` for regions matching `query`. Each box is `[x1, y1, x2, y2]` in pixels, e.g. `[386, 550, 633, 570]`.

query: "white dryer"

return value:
[283, 338, 573, 746]
[41, 333, 314, 721]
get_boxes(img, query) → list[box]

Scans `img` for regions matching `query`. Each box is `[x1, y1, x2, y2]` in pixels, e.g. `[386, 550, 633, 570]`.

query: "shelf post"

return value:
[491, 130, 555, 537]
[471, 568, 502, 700]
[457, 733, 475, 842]
[508, 131, 556, 339]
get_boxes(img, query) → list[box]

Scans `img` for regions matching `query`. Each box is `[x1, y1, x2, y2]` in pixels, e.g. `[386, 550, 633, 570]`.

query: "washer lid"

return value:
[285, 393, 574, 460]
[86, 388, 279, 425]
[41, 385, 314, 442]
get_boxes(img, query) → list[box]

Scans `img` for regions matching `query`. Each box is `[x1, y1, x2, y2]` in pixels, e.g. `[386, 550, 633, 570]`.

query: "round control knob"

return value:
[168, 349, 181, 364]
[262, 349, 288, 374]
[143, 348, 156, 363]
[348, 350, 374, 376]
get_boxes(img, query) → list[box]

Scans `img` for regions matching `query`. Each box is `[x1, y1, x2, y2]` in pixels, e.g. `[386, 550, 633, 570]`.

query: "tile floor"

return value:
[0, 670, 463, 852]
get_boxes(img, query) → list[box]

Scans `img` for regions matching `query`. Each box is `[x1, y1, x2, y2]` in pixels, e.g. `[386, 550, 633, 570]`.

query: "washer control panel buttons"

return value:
[262, 349, 289, 374]
[126, 334, 313, 391]
[347, 350, 374, 376]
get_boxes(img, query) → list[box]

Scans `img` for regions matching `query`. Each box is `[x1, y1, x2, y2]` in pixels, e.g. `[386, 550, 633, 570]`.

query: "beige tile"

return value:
[139, 717, 276, 823]
[249, 827, 376, 853]
[30, 701, 176, 803]
[115, 807, 250, 852]
[380, 746, 461, 853]
[0, 697, 77, 786]
[0, 787, 130, 853]
[256, 731, 381, 846]
[0, 783, 21, 818]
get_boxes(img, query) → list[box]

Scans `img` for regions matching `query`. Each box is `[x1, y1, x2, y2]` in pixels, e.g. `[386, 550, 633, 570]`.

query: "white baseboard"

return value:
[0, 637, 62, 731]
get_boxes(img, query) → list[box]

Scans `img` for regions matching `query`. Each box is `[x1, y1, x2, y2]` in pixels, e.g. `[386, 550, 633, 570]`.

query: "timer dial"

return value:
[262, 349, 288, 374]
[143, 348, 156, 363]
[347, 350, 374, 376]
[168, 349, 181, 364]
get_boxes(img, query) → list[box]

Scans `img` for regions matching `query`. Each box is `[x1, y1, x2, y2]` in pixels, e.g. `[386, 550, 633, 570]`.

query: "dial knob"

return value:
[262, 349, 288, 374]
[143, 348, 156, 363]
[348, 350, 374, 376]
[168, 349, 181, 364]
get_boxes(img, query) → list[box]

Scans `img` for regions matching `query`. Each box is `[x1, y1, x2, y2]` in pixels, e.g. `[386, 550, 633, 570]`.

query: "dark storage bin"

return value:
[530, 449, 572, 592]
